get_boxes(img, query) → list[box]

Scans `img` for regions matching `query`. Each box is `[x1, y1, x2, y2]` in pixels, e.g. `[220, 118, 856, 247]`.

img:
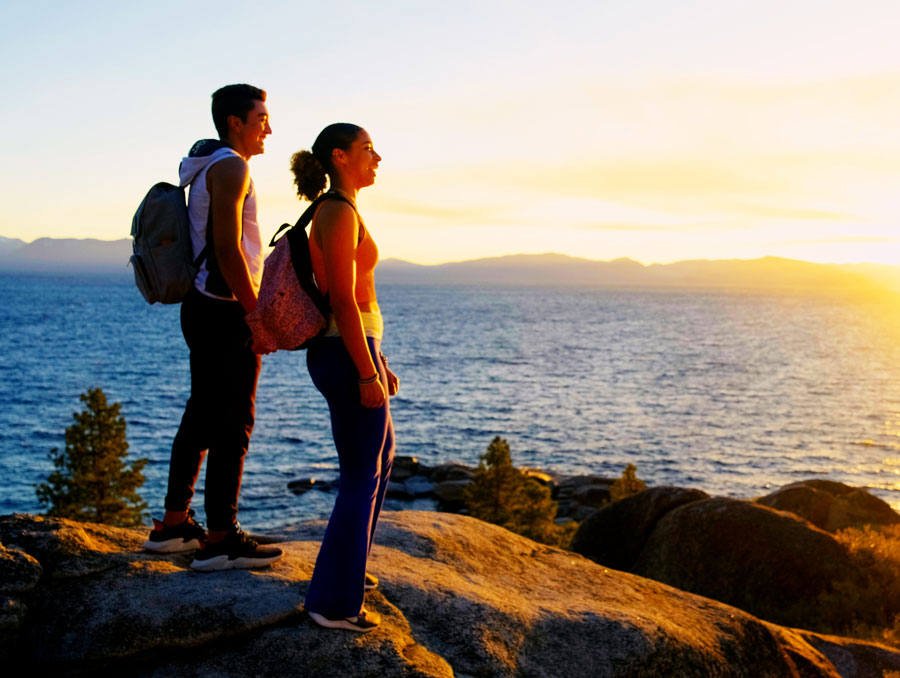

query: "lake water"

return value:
[3, 272, 900, 531]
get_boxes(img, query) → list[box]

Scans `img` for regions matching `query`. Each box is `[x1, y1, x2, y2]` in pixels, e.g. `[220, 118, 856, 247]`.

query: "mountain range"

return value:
[1, 236, 898, 293]
[0, 237, 132, 273]
[380, 253, 900, 293]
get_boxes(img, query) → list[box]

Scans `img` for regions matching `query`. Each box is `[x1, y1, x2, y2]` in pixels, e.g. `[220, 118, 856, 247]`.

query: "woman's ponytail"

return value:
[290, 150, 327, 201]
[291, 123, 363, 202]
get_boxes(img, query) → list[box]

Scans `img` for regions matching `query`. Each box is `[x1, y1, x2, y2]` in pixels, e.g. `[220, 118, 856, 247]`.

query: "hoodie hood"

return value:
[178, 139, 237, 187]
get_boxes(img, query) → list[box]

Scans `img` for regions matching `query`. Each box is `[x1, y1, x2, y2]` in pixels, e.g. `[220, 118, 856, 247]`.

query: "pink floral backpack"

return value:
[245, 192, 355, 354]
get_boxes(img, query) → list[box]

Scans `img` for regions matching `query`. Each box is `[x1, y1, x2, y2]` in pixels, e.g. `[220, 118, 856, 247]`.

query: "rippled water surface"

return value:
[3, 273, 900, 530]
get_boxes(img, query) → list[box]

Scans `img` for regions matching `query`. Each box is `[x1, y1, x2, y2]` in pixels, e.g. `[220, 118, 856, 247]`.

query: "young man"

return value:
[143, 84, 282, 571]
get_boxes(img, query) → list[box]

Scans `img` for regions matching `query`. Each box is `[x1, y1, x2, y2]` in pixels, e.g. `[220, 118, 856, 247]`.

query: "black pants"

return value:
[164, 288, 261, 530]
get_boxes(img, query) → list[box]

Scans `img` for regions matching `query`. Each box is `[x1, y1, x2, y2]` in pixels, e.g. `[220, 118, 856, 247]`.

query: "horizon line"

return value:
[2, 234, 900, 270]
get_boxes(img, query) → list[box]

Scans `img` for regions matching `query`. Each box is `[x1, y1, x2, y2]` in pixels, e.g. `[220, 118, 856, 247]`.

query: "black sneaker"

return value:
[364, 572, 378, 590]
[143, 509, 206, 553]
[308, 608, 381, 633]
[190, 524, 283, 572]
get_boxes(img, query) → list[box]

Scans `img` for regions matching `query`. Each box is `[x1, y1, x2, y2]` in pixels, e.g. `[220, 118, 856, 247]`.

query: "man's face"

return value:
[233, 99, 271, 157]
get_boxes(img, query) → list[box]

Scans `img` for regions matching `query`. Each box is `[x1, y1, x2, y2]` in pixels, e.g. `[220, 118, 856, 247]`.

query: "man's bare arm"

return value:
[207, 157, 257, 314]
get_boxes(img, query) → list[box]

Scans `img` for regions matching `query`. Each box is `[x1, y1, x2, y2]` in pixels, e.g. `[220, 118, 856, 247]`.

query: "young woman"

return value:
[290, 124, 398, 632]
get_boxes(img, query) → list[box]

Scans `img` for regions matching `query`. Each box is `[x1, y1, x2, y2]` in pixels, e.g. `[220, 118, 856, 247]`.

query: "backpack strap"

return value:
[269, 190, 359, 248]
[271, 191, 361, 320]
[179, 142, 238, 294]
[192, 242, 209, 269]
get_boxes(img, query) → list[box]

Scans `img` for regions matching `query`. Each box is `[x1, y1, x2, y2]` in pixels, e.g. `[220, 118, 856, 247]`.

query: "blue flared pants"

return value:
[304, 336, 395, 618]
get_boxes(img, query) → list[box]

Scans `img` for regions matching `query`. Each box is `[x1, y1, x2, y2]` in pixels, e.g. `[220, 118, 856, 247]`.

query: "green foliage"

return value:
[464, 436, 574, 547]
[609, 463, 646, 503]
[36, 388, 147, 527]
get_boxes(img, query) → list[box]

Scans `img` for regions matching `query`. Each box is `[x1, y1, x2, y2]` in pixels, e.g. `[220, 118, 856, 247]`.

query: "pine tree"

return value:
[609, 463, 646, 503]
[464, 437, 524, 527]
[464, 436, 574, 547]
[36, 388, 147, 527]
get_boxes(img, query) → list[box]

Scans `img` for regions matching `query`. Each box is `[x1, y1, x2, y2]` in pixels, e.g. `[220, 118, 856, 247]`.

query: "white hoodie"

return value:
[178, 142, 263, 301]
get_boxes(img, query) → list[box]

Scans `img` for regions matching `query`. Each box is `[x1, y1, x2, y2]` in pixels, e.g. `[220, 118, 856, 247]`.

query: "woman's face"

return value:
[337, 129, 381, 189]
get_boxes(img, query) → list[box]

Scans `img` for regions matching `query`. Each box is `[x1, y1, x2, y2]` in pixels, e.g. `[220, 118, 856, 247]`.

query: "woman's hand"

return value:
[359, 377, 387, 408]
[384, 366, 399, 396]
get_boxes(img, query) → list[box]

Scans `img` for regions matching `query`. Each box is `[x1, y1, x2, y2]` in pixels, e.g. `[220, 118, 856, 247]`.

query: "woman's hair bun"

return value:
[290, 150, 327, 201]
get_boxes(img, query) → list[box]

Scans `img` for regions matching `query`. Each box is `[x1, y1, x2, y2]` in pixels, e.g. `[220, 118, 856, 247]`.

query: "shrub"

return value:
[464, 436, 575, 547]
[609, 463, 646, 503]
[36, 387, 148, 527]
[827, 524, 900, 646]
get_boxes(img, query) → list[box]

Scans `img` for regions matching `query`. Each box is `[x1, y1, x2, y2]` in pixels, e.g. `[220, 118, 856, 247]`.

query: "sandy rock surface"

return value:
[2, 511, 899, 677]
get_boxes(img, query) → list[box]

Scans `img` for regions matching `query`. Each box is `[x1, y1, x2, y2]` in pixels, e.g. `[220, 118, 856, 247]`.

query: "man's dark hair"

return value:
[211, 84, 267, 140]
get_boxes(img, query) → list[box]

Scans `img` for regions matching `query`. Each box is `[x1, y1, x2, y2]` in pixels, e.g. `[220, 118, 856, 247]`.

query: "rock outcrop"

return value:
[554, 475, 616, 521]
[569, 486, 710, 570]
[757, 480, 900, 533]
[2, 511, 900, 677]
[289, 457, 617, 521]
[570, 485, 900, 634]
[632, 497, 871, 629]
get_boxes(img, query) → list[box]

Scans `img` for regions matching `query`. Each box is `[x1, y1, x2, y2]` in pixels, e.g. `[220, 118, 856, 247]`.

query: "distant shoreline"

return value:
[2, 237, 899, 292]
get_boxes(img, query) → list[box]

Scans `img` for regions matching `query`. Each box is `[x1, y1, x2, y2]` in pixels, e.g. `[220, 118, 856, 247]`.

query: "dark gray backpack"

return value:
[130, 182, 206, 304]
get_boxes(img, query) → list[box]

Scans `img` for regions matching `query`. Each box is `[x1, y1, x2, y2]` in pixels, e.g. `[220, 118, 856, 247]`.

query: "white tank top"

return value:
[186, 147, 264, 300]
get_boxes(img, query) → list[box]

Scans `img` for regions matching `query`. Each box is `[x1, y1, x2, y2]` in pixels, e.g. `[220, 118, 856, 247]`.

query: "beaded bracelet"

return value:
[358, 373, 379, 385]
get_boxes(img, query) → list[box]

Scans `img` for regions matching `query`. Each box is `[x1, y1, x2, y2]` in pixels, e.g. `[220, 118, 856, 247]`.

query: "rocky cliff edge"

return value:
[2, 511, 899, 678]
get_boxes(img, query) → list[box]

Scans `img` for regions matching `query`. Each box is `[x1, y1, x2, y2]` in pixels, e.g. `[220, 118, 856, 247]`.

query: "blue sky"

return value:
[2, 0, 899, 264]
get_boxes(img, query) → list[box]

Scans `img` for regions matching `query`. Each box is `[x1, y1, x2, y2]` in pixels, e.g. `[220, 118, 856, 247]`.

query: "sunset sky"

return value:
[1, 0, 898, 265]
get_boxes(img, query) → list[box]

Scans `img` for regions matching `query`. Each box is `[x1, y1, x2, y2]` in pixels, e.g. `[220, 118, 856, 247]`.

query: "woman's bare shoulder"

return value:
[313, 198, 358, 248]
[315, 198, 357, 226]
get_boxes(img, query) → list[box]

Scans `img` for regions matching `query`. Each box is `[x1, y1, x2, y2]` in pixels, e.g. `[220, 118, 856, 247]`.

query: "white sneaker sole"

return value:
[142, 537, 202, 553]
[308, 611, 378, 633]
[190, 552, 283, 572]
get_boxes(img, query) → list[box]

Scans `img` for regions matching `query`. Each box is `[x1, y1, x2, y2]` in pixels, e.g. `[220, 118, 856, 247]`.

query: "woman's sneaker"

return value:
[308, 608, 381, 633]
[190, 524, 283, 572]
[364, 572, 379, 590]
[143, 509, 206, 553]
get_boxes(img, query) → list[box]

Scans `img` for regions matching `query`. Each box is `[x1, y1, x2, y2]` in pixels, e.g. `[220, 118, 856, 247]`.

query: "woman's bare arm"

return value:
[316, 200, 385, 407]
